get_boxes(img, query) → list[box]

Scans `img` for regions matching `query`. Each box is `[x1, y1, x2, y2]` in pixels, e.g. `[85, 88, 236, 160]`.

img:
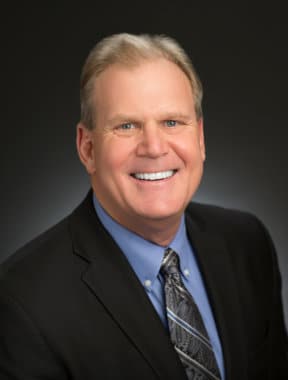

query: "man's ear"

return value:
[198, 118, 206, 162]
[76, 122, 96, 174]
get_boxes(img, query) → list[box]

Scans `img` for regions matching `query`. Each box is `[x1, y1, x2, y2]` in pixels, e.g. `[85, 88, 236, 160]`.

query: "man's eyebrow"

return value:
[107, 114, 140, 125]
[160, 112, 192, 121]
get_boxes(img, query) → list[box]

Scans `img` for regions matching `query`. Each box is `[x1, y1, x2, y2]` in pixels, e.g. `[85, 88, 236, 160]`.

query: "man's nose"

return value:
[136, 123, 169, 158]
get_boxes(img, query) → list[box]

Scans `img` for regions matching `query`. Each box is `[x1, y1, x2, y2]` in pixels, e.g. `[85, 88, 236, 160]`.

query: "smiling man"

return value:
[77, 57, 205, 246]
[1, 33, 287, 380]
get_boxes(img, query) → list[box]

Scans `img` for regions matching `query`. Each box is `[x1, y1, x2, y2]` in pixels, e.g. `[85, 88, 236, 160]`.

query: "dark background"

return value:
[1, 4, 287, 326]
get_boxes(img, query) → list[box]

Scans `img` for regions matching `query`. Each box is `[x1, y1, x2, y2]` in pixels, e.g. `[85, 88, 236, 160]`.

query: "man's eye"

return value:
[165, 120, 177, 127]
[113, 122, 138, 136]
[119, 122, 135, 130]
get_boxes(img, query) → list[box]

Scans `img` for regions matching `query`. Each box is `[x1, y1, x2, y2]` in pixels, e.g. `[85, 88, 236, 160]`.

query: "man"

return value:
[0, 33, 287, 380]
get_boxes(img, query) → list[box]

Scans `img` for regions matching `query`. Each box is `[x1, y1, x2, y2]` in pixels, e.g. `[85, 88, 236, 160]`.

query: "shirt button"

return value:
[184, 269, 190, 277]
[144, 279, 152, 288]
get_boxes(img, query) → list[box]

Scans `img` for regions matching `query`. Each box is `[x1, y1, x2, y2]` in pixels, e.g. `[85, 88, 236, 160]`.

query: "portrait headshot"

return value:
[1, 5, 288, 380]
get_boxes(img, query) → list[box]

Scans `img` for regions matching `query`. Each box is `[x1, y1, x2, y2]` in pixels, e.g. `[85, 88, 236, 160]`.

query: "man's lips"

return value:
[130, 170, 177, 181]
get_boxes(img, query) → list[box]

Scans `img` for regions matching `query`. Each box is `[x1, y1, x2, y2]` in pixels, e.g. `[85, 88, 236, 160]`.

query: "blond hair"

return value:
[80, 33, 203, 129]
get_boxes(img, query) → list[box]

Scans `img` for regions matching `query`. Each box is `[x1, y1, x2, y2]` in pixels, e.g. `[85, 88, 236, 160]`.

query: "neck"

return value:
[114, 214, 182, 247]
[93, 193, 184, 247]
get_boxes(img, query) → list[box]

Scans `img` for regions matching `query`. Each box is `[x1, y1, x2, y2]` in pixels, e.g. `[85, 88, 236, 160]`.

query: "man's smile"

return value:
[131, 170, 177, 181]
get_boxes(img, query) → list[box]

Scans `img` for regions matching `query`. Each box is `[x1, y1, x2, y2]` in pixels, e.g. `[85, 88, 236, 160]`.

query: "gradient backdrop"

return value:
[1, 5, 287, 326]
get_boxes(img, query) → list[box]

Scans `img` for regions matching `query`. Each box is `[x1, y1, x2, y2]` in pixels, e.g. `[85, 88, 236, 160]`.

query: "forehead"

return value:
[94, 58, 192, 94]
[92, 59, 195, 121]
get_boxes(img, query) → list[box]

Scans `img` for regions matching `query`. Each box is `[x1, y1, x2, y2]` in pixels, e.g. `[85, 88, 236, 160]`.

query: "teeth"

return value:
[133, 170, 174, 181]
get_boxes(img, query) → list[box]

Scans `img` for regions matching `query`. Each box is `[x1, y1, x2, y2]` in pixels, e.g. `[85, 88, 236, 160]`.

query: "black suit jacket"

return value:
[0, 191, 287, 379]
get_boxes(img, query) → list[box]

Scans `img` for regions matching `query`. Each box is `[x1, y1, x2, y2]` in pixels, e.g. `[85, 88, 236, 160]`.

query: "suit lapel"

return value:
[69, 193, 187, 380]
[185, 211, 248, 380]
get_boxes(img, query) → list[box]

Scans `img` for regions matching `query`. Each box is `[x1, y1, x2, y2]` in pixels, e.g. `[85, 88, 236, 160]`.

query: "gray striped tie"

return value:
[161, 248, 221, 380]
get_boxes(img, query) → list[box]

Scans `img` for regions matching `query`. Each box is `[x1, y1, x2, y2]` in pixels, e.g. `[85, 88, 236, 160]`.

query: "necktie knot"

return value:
[160, 248, 181, 279]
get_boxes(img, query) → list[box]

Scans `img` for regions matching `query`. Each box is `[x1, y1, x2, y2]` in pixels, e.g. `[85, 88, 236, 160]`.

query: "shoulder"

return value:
[0, 204, 92, 327]
[0, 191, 94, 280]
[185, 201, 269, 238]
[0, 190, 101, 306]
[185, 202, 280, 295]
[186, 201, 259, 225]
[0, 216, 78, 311]
[1, 216, 71, 278]
[185, 201, 277, 273]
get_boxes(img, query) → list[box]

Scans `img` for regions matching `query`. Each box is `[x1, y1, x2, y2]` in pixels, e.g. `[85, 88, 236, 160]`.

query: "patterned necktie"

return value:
[161, 248, 221, 380]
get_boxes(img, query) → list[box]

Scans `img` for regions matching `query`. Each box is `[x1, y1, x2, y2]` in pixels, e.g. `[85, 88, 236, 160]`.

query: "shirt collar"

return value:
[93, 194, 190, 289]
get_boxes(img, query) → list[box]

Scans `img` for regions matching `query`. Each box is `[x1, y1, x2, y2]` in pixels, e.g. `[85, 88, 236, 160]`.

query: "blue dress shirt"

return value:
[93, 195, 225, 379]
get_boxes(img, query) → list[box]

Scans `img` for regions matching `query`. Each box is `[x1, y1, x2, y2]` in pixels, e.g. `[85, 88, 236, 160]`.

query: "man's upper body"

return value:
[1, 191, 287, 379]
[1, 33, 287, 379]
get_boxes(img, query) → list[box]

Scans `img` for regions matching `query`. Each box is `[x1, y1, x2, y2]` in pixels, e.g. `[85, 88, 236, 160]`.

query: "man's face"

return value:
[78, 59, 205, 234]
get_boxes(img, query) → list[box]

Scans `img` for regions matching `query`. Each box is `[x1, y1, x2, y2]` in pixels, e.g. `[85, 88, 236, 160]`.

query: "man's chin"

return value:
[132, 206, 184, 223]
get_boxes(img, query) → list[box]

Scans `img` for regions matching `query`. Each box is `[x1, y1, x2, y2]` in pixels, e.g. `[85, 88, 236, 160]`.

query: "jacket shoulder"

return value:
[0, 216, 71, 280]
[186, 201, 263, 231]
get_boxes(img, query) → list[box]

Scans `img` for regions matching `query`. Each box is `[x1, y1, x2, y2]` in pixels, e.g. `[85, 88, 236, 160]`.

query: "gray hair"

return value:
[80, 33, 203, 129]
